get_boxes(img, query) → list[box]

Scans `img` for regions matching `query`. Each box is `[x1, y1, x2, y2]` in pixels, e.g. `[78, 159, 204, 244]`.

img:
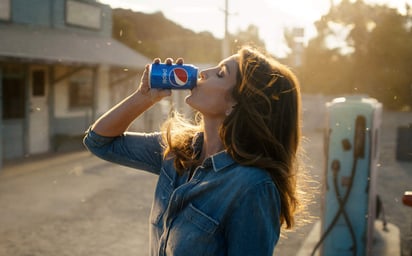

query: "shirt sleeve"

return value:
[225, 181, 281, 256]
[83, 128, 164, 175]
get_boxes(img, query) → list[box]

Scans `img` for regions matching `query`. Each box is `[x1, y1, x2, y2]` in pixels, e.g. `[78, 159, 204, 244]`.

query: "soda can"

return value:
[149, 63, 198, 90]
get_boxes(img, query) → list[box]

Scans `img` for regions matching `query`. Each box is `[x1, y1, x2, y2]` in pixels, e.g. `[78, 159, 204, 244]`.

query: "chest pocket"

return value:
[150, 168, 174, 226]
[165, 203, 221, 255]
[183, 203, 219, 234]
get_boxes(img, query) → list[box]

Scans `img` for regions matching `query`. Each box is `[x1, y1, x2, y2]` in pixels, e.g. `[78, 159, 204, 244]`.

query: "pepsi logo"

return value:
[169, 68, 188, 87]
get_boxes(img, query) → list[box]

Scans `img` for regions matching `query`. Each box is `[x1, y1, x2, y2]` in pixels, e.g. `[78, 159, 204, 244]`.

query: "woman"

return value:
[84, 46, 301, 255]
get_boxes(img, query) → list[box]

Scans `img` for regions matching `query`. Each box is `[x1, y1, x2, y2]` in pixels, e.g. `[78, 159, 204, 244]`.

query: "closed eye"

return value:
[216, 62, 229, 78]
[216, 70, 224, 78]
[216, 66, 225, 78]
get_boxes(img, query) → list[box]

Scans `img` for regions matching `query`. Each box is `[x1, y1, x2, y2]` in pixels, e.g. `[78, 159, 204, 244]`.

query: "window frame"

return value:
[68, 70, 93, 109]
[0, 0, 11, 21]
[65, 0, 102, 30]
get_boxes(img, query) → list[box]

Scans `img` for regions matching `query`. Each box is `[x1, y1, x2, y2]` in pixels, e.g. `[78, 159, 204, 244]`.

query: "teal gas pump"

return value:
[312, 96, 382, 256]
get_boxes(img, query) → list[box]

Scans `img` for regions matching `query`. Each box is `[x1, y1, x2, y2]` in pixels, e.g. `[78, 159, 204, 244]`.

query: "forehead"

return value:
[219, 55, 239, 73]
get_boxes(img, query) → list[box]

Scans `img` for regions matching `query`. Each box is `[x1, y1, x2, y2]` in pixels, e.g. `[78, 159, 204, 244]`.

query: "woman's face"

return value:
[185, 55, 238, 118]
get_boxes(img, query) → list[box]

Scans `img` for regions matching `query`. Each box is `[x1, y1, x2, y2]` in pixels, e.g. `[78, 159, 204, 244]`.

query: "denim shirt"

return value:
[84, 130, 281, 256]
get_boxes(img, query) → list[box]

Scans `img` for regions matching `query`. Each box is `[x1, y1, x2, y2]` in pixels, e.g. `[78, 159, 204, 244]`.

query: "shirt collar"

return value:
[193, 132, 236, 172]
[210, 150, 236, 172]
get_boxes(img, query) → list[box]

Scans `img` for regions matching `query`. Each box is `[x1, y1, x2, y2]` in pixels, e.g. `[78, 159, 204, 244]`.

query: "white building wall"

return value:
[95, 65, 110, 118]
[54, 66, 93, 120]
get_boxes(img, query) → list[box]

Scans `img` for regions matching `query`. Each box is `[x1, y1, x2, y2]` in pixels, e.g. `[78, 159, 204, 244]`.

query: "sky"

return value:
[98, 0, 411, 57]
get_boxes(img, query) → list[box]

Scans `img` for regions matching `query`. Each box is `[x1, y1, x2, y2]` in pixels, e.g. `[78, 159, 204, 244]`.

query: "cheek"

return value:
[205, 93, 232, 114]
[187, 80, 235, 112]
[185, 90, 203, 108]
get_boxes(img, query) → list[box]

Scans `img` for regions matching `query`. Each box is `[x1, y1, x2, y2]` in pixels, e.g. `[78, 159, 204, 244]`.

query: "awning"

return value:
[0, 25, 150, 68]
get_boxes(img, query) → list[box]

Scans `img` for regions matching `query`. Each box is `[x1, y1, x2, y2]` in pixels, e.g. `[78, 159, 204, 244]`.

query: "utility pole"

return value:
[222, 0, 230, 58]
[330, 0, 335, 10]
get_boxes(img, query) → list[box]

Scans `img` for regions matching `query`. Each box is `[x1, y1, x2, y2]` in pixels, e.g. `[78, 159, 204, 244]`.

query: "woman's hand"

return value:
[91, 57, 183, 136]
[138, 57, 184, 102]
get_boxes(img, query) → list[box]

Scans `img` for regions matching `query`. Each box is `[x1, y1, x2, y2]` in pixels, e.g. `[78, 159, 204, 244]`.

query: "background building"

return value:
[0, 0, 157, 168]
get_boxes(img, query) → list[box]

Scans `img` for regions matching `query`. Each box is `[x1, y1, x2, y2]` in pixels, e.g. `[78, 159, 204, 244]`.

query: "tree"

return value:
[296, 0, 412, 109]
[363, 6, 412, 109]
[112, 9, 222, 62]
[112, 9, 270, 64]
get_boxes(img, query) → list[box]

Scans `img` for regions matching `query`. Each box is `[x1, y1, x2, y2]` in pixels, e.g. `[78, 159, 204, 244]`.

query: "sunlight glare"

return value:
[263, 0, 330, 23]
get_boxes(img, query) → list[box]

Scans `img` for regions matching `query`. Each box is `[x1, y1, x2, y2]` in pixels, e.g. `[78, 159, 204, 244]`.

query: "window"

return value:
[66, 0, 102, 30]
[0, 0, 10, 21]
[2, 77, 26, 119]
[32, 70, 46, 97]
[69, 72, 93, 108]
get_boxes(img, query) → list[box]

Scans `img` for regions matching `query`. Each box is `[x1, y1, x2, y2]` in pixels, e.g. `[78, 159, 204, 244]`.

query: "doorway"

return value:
[1, 65, 25, 159]
[28, 66, 50, 154]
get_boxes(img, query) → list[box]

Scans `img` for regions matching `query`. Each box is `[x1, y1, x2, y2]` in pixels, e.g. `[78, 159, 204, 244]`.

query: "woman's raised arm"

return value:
[91, 63, 171, 137]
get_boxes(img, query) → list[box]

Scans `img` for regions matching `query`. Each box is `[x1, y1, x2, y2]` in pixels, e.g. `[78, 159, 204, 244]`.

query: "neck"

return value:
[201, 117, 225, 159]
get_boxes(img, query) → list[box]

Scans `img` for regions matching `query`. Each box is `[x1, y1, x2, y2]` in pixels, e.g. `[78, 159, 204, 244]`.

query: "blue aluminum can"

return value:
[149, 63, 198, 90]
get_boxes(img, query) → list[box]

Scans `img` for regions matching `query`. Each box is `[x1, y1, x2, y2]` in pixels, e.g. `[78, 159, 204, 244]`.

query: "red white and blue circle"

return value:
[169, 68, 188, 87]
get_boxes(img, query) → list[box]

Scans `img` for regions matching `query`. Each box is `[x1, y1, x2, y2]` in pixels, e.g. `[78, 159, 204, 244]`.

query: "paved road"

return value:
[0, 151, 158, 256]
[0, 111, 411, 256]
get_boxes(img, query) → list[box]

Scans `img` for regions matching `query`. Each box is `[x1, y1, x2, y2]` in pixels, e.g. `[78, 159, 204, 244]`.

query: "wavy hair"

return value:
[162, 46, 301, 229]
[221, 46, 301, 229]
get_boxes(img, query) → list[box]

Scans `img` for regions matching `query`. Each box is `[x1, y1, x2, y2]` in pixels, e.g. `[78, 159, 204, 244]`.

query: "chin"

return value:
[185, 95, 200, 111]
[185, 94, 193, 105]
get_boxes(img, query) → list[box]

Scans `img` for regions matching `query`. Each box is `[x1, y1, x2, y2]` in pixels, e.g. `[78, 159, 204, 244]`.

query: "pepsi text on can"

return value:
[149, 63, 198, 90]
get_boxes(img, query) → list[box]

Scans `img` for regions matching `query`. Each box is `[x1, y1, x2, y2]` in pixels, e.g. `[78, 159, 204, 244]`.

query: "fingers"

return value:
[143, 57, 183, 101]
[165, 58, 173, 65]
[140, 59, 173, 100]
[176, 58, 184, 65]
[152, 58, 184, 65]
[152, 58, 172, 65]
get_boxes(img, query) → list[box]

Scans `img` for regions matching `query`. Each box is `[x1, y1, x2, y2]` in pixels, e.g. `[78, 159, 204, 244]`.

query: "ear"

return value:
[225, 109, 232, 116]
[225, 103, 237, 116]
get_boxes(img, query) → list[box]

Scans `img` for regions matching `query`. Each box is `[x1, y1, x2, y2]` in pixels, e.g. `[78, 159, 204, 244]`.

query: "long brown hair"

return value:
[220, 46, 301, 229]
[162, 46, 301, 229]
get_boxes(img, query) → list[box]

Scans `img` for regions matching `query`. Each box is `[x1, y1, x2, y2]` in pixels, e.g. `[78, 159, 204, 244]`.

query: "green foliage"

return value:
[112, 9, 267, 64]
[296, 0, 412, 110]
[112, 9, 221, 62]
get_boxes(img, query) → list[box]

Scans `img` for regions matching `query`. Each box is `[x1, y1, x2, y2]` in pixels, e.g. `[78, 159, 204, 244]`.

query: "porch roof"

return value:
[0, 25, 150, 68]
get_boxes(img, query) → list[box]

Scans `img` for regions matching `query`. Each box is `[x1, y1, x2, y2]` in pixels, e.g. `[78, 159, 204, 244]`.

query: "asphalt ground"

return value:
[0, 110, 411, 256]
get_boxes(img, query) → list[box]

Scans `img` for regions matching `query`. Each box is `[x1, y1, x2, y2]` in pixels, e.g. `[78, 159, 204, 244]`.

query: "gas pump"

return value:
[312, 96, 382, 256]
